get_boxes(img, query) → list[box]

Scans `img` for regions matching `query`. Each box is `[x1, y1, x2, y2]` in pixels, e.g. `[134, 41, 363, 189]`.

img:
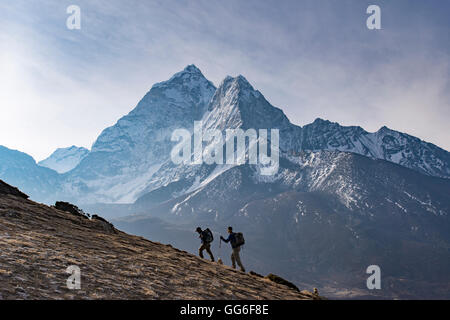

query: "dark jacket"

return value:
[221, 233, 238, 249]
[199, 230, 209, 244]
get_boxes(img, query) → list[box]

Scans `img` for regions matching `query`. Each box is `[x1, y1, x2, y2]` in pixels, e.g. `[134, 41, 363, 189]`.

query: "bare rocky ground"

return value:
[0, 181, 319, 300]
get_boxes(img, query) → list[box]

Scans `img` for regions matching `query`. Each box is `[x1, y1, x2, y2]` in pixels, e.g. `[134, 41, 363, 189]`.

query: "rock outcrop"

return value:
[54, 201, 89, 219]
[0, 180, 28, 199]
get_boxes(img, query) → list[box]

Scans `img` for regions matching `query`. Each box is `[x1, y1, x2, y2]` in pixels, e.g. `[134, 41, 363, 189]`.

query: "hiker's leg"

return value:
[231, 251, 236, 269]
[234, 247, 245, 272]
[205, 244, 215, 262]
[198, 244, 205, 259]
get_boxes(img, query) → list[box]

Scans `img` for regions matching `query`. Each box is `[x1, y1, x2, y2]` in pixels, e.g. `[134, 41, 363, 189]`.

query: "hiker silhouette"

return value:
[196, 227, 215, 262]
[220, 226, 245, 272]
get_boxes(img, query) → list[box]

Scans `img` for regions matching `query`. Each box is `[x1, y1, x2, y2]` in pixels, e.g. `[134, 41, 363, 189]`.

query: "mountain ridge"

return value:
[38, 146, 89, 174]
[1, 65, 449, 204]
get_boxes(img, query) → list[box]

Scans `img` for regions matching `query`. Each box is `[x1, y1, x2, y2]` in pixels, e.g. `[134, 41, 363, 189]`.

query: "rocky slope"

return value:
[0, 180, 318, 300]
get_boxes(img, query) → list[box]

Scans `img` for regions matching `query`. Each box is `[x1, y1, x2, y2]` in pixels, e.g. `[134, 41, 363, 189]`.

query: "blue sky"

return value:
[1, 0, 449, 160]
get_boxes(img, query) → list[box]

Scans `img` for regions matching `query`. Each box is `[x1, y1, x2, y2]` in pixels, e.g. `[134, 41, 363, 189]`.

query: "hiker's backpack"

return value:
[204, 228, 214, 243]
[234, 232, 245, 247]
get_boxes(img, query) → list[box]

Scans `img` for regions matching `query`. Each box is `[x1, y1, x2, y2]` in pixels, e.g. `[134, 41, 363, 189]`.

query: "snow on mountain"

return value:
[38, 146, 89, 173]
[203, 75, 291, 131]
[298, 119, 450, 178]
[61, 64, 217, 204]
[1, 65, 449, 206]
[134, 74, 298, 207]
[137, 71, 449, 210]
[63, 66, 449, 204]
[200, 73, 450, 183]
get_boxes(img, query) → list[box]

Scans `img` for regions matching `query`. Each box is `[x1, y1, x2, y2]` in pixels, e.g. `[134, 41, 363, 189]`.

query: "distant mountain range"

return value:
[1, 65, 449, 298]
[38, 146, 89, 174]
[0, 146, 59, 202]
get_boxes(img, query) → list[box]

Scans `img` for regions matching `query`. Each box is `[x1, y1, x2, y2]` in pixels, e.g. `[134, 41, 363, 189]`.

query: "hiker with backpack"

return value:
[196, 227, 215, 262]
[220, 226, 245, 272]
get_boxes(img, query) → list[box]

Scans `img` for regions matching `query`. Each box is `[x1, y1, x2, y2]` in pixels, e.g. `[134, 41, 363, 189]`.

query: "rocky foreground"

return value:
[0, 180, 319, 300]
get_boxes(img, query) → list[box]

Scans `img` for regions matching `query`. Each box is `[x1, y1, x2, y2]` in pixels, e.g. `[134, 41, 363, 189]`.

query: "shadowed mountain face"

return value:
[0, 146, 60, 202]
[0, 65, 449, 299]
[0, 180, 318, 300]
[119, 151, 450, 299]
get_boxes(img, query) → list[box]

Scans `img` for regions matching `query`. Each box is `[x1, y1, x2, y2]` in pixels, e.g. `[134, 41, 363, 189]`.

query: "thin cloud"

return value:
[0, 0, 448, 161]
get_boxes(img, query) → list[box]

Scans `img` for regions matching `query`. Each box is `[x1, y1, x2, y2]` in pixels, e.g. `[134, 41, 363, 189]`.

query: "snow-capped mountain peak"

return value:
[154, 64, 212, 90]
[299, 119, 450, 178]
[205, 74, 290, 132]
[215, 75, 262, 102]
[38, 146, 89, 174]
[63, 65, 217, 203]
[129, 65, 215, 118]
[3, 65, 449, 206]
